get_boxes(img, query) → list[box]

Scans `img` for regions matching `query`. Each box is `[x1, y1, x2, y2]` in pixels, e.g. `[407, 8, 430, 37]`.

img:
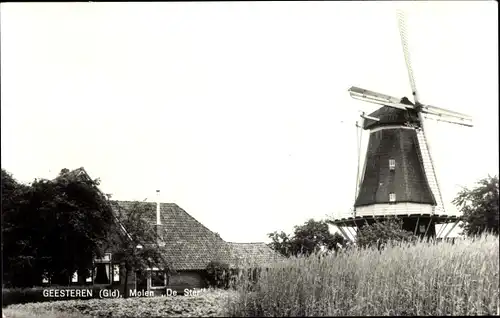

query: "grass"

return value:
[226, 234, 500, 316]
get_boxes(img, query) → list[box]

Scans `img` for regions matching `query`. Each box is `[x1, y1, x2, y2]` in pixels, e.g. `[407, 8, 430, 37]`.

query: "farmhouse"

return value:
[49, 167, 281, 295]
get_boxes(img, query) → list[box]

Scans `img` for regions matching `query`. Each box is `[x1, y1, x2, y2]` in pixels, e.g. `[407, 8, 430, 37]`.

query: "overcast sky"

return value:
[1, 2, 498, 242]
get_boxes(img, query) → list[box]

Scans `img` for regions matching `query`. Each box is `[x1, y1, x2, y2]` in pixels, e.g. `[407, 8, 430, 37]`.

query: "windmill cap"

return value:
[363, 106, 420, 130]
[400, 97, 414, 106]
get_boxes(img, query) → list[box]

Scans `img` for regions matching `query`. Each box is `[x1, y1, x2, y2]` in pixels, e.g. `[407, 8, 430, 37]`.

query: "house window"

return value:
[389, 193, 396, 202]
[389, 159, 396, 170]
[94, 264, 111, 284]
[95, 253, 111, 262]
[113, 265, 120, 282]
[150, 270, 166, 288]
[420, 225, 426, 233]
[42, 272, 50, 284]
[71, 271, 78, 283]
[94, 253, 112, 285]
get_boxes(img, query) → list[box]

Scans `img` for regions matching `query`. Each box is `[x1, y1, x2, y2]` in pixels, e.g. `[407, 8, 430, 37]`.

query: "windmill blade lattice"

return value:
[397, 10, 420, 105]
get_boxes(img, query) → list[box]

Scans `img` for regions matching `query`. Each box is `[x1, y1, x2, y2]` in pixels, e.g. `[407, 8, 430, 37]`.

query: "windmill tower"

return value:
[331, 10, 473, 242]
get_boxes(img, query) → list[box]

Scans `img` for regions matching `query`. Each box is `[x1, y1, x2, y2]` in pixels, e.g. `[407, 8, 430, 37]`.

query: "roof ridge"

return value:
[111, 200, 178, 206]
[53, 167, 94, 184]
[229, 242, 268, 245]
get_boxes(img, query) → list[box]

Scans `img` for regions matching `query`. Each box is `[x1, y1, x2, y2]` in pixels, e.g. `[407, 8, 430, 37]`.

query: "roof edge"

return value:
[228, 242, 269, 245]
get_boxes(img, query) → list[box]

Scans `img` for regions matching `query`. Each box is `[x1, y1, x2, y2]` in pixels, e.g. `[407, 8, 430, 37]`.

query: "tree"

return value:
[356, 218, 416, 249]
[268, 219, 345, 257]
[267, 231, 294, 257]
[453, 175, 499, 237]
[1, 169, 34, 286]
[2, 168, 115, 287]
[110, 201, 172, 298]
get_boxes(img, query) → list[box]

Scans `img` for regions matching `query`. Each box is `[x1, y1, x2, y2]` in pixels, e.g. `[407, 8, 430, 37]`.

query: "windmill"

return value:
[331, 10, 473, 242]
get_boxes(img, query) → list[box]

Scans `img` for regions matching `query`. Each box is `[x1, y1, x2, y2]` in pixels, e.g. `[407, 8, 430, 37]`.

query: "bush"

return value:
[356, 218, 417, 249]
[2, 285, 111, 307]
[205, 261, 232, 289]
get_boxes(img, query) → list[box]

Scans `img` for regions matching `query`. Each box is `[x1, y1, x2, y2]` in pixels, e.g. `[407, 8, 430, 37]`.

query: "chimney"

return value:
[156, 190, 161, 225]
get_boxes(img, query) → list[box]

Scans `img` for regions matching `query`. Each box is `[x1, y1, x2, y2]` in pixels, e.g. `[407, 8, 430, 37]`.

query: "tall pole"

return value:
[354, 121, 361, 202]
[354, 118, 364, 213]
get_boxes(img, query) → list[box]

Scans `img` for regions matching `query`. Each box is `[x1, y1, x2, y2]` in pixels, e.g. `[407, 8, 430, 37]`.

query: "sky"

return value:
[1, 2, 498, 243]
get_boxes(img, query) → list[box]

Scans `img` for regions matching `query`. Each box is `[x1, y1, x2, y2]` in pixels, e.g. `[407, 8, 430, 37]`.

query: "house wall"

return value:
[116, 268, 207, 297]
[169, 270, 207, 294]
[121, 266, 137, 297]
